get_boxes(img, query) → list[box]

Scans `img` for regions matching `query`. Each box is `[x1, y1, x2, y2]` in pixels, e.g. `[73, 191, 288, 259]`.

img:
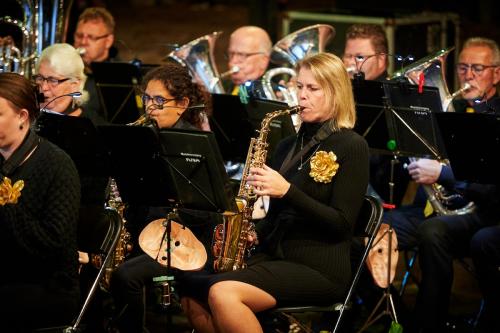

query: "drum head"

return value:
[139, 219, 207, 271]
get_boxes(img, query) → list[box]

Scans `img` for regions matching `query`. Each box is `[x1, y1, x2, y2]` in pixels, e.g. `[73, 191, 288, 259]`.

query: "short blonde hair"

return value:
[296, 53, 356, 130]
[36, 43, 88, 105]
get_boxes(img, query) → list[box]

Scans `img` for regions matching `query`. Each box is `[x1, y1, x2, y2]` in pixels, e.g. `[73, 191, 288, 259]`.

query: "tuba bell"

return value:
[255, 24, 335, 106]
[390, 47, 457, 111]
[168, 31, 225, 94]
[0, 0, 73, 77]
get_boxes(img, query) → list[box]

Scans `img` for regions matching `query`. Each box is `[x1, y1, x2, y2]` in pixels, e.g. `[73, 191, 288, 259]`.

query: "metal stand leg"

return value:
[357, 227, 399, 333]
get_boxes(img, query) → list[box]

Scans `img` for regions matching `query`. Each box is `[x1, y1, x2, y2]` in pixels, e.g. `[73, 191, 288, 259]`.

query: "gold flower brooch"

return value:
[309, 150, 339, 183]
[0, 177, 24, 205]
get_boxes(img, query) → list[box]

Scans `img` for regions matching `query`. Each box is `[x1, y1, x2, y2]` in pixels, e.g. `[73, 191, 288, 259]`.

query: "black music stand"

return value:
[357, 82, 446, 332]
[99, 125, 235, 327]
[209, 93, 295, 163]
[434, 112, 500, 185]
[91, 62, 144, 125]
[35, 111, 105, 176]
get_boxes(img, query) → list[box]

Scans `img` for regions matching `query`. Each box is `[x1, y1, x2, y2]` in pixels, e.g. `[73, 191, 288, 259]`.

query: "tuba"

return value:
[168, 31, 226, 94]
[255, 24, 335, 106]
[0, 0, 73, 76]
[390, 47, 456, 111]
[212, 106, 301, 272]
[390, 48, 476, 216]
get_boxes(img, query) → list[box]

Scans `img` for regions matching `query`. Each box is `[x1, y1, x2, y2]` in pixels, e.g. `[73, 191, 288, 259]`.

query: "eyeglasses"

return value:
[342, 54, 377, 62]
[141, 93, 176, 107]
[225, 51, 265, 61]
[74, 32, 110, 42]
[33, 75, 70, 88]
[456, 63, 498, 75]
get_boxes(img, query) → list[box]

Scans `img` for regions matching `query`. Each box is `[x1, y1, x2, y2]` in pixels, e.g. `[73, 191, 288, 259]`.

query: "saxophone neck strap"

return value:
[279, 122, 333, 175]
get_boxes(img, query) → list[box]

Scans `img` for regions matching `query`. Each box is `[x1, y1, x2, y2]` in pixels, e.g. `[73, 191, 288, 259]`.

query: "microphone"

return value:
[354, 53, 414, 81]
[40, 92, 82, 113]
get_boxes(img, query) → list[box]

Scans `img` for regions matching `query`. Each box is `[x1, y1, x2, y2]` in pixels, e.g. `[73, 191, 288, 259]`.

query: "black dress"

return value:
[0, 130, 81, 330]
[181, 122, 370, 306]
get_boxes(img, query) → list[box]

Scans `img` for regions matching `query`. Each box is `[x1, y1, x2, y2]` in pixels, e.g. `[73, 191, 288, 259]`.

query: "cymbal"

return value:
[139, 219, 207, 271]
[365, 223, 399, 288]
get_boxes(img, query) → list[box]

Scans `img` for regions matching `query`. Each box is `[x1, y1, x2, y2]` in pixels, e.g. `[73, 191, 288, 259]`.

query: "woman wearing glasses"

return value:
[0, 72, 80, 330]
[34, 43, 106, 125]
[110, 62, 212, 333]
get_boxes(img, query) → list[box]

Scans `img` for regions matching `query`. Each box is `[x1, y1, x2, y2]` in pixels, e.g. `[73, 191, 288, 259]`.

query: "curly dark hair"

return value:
[141, 62, 212, 130]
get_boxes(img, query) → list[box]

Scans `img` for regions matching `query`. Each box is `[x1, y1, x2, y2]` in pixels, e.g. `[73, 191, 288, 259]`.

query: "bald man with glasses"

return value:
[226, 26, 272, 92]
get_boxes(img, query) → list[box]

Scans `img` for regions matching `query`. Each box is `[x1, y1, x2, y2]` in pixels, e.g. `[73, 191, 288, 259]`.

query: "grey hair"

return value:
[462, 37, 500, 65]
[36, 43, 89, 105]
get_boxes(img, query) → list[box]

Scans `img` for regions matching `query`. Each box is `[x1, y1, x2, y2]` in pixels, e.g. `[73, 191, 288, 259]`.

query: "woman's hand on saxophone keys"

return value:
[248, 165, 291, 198]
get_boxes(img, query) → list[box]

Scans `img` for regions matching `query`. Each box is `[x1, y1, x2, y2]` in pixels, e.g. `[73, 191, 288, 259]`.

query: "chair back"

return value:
[68, 207, 122, 332]
[353, 195, 384, 239]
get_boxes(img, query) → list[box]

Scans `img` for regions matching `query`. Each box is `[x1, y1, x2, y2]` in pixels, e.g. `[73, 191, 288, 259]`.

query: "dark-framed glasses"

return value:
[33, 75, 70, 88]
[456, 63, 498, 75]
[74, 32, 110, 42]
[141, 93, 176, 107]
[224, 51, 265, 61]
[342, 54, 377, 63]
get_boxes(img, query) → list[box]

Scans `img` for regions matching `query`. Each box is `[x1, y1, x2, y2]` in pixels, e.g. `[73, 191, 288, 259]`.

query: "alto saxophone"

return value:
[92, 178, 132, 291]
[212, 106, 301, 272]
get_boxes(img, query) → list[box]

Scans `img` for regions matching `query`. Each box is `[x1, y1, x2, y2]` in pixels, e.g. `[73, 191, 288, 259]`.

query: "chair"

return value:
[64, 207, 123, 333]
[270, 195, 384, 333]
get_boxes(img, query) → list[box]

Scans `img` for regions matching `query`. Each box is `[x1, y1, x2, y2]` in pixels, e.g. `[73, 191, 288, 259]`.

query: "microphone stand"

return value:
[40, 92, 83, 113]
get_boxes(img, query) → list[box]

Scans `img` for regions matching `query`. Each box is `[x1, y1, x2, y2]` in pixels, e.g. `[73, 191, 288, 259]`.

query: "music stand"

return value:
[91, 62, 144, 125]
[158, 128, 237, 213]
[357, 82, 446, 332]
[353, 80, 393, 155]
[434, 112, 500, 185]
[383, 82, 446, 159]
[35, 111, 105, 176]
[97, 124, 176, 206]
[209, 93, 295, 163]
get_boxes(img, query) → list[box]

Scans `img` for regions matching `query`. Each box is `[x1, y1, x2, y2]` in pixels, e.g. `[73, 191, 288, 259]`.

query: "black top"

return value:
[256, 123, 370, 282]
[0, 131, 80, 292]
[452, 95, 500, 114]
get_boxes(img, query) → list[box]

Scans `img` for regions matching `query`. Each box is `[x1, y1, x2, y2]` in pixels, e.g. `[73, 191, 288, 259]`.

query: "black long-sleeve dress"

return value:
[0, 130, 81, 330]
[182, 121, 369, 306]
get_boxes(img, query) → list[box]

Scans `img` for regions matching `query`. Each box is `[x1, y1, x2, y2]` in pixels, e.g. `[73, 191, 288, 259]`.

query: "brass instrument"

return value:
[0, 0, 73, 76]
[255, 24, 335, 106]
[127, 113, 158, 127]
[391, 48, 476, 215]
[391, 48, 455, 111]
[92, 178, 132, 291]
[212, 106, 301, 272]
[168, 31, 225, 93]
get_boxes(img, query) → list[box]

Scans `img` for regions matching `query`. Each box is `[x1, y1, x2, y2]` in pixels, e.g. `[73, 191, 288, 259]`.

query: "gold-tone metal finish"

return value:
[212, 106, 301, 272]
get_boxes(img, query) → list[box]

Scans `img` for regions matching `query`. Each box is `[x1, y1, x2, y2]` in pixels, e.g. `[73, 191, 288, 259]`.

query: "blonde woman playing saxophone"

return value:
[180, 53, 369, 333]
